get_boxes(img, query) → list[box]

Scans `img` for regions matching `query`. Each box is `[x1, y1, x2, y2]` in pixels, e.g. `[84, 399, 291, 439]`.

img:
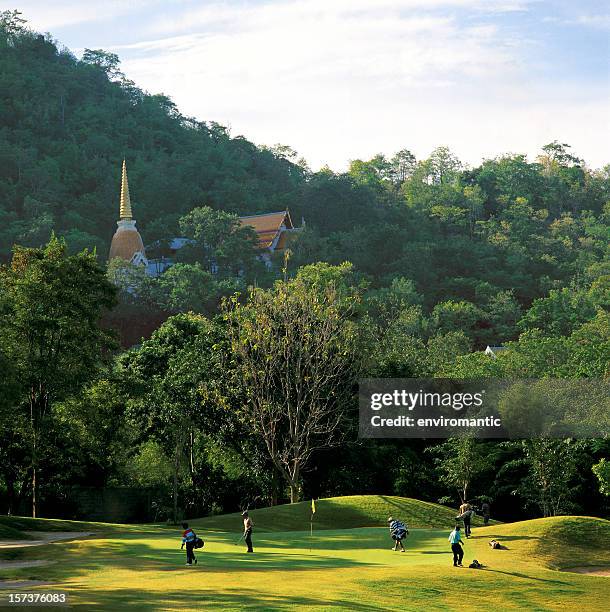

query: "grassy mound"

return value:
[0, 522, 30, 540]
[475, 515, 610, 570]
[1, 508, 608, 610]
[190, 494, 486, 532]
[0, 515, 123, 536]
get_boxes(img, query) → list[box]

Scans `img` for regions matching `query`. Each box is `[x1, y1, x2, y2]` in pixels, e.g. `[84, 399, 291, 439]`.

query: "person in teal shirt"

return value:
[448, 525, 464, 566]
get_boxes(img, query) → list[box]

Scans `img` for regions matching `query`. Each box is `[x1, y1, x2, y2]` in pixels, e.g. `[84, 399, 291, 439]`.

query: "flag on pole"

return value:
[310, 499, 315, 552]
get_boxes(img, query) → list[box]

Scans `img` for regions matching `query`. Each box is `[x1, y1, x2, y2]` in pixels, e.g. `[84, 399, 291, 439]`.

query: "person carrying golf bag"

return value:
[181, 523, 198, 566]
[242, 511, 254, 553]
[387, 517, 409, 552]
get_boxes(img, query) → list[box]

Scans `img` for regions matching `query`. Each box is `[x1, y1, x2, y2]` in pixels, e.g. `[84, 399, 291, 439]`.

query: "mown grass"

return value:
[189, 495, 491, 532]
[0, 497, 608, 611]
[0, 523, 31, 540]
[0, 515, 124, 534]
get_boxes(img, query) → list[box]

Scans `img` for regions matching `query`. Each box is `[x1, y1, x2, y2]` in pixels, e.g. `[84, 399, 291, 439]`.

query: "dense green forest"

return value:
[0, 12, 609, 523]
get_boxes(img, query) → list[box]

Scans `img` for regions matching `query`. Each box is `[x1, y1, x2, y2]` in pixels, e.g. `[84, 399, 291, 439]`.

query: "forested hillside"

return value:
[1, 11, 609, 522]
[1, 12, 608, 323]
[0, 12, 304, 258]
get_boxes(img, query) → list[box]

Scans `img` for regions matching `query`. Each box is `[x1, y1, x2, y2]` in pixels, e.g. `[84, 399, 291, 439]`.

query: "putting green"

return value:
[1, 498, 609, 610]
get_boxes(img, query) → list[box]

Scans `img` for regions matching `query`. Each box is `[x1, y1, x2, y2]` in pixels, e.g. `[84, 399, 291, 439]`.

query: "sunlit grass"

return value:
[1, 496, 609, 611]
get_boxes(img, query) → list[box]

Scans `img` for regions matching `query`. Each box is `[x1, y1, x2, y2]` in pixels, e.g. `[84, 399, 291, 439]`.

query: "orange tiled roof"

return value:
[238, 211, 293, 249]
[275, 230, 300, 251]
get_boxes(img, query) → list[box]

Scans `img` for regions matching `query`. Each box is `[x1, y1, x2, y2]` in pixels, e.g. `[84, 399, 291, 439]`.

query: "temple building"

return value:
[144, 210, 303, 275]
[237, 210, 302, 266]
[108, 160, 302, 274]
[108, 160, 147, 266]
[238, 210, 301, 249]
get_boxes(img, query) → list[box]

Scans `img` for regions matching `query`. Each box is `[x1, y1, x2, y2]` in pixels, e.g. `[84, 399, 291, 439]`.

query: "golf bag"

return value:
[194, 537, 205, 549]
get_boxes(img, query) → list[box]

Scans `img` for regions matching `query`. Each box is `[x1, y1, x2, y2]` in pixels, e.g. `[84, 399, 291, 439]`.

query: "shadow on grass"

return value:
[484, 535, 538, 541]
[250, 528, 446, 553]
[418, 551, 447, 555]
[481, 567, 571, 585]
[66, 585, 383, 611]
[1, 538, 374, 586]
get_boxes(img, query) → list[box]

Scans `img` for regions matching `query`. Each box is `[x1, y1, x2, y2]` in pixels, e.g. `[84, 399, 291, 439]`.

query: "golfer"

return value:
[448, 525, 464, 567]
[481, 501, 491, 525]
[387, 517, 409, 552]
[180, 522, 198, 566]
[458, 501, 473, 538]
[242, 511, 254, 553]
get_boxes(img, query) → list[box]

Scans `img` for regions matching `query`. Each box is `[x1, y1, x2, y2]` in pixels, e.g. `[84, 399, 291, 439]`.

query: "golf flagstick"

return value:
[310, 498, 316, 552]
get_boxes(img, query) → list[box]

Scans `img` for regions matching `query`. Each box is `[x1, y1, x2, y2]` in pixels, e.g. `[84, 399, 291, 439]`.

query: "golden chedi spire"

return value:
[119, 159, 132, 220]
[108, 159, 147, 265]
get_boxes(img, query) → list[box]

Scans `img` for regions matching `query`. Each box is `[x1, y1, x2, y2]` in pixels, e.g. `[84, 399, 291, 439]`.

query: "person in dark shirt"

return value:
[481, 501, 491, 525]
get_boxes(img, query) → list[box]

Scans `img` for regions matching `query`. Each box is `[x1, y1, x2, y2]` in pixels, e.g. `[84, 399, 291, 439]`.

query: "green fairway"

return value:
[1, 496, 609, 611]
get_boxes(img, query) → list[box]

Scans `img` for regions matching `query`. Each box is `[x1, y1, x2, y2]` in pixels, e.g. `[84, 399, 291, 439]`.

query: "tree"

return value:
[178, 206, 260, 277]
[0, 9, 27, 45]
[0, 236, 117, 516]
[592, 459, 610, 497]
[224, 264, 362, 502]
[147, 263, 233, 314]
[389, 149, 417, 184]
[427, 438, 490, 504]
[120, 313, 225, 521]
[431, 300, 484, 342]
[426, 146, 462, 185]
[81, 49, 122, 80]
[501, 439, 584, 517]
[518, 286, 597, 337]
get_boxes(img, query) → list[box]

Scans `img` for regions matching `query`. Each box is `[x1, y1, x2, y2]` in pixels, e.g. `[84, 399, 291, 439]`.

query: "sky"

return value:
[5, 0, 610, 170]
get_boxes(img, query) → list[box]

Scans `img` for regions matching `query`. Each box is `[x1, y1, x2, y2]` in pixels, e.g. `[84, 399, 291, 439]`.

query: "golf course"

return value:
[1, 495, 609, 610]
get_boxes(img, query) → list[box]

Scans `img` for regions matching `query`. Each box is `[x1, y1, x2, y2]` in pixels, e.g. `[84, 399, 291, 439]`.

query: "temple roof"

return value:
[109, 160, 146, 264]
[109, 225, 146, 262]
[238, 210, 294, 249]
[119, 159, 132, 220]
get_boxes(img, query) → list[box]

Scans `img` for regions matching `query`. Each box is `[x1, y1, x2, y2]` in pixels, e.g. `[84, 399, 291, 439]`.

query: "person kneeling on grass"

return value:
[387, 517, 409, 552]
[448, 525, 464, 567]
[181, 522, 198, 566]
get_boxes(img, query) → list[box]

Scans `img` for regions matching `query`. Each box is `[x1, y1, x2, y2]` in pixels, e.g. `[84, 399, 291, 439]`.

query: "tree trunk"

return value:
[269, 467, 281, 506]
[31, 416, 38, 518]
[289, 483, 300, 504]
[6, 474, 14, 515]
[32, 465, 37, 518]
[289, 464, 301, 503]
[173, 433, 181, 524]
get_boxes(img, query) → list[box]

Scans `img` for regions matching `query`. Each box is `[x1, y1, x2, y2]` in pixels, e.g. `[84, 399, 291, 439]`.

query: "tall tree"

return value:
[0, 235, 116, 516]
[427, 437, 490, 504]
[224, 264, 361, 502]
[501, 439, 584, 517]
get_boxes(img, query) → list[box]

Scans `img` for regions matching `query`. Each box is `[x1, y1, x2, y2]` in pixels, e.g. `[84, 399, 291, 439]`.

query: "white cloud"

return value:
[1, 0, 144, 30]
[574, 14, 610, 30]
[109, 1, 549, 168]
[9, 0, 606, 169]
